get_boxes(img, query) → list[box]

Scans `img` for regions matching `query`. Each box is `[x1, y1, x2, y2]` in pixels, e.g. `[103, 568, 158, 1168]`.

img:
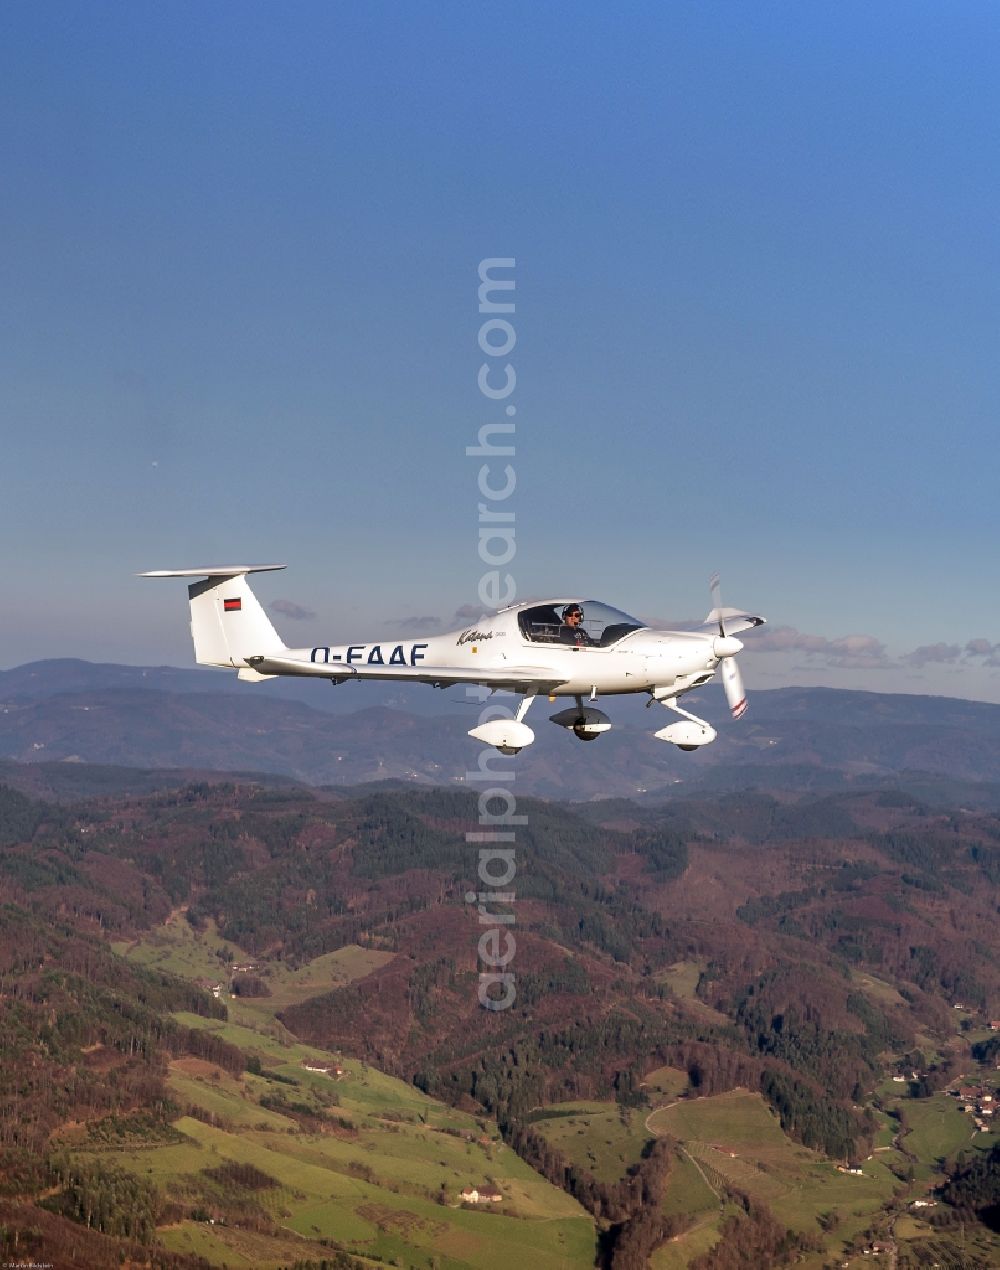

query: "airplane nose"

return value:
[713, 636, 743, 659]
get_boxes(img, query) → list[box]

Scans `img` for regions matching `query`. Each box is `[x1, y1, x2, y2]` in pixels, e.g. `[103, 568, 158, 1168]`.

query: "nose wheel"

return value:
[550, 693, 612, 741]
[648, 693, 717, 750]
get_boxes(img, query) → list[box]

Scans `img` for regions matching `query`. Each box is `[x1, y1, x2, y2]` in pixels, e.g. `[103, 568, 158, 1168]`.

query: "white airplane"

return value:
[140, 567, 765, 755]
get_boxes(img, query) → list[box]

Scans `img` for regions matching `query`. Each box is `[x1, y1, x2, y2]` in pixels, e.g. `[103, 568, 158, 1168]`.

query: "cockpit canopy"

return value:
[517, 600, 646, 647]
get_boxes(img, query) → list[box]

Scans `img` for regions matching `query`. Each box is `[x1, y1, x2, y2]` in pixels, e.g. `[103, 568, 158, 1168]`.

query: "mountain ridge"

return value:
[2, 660, 1000, 800]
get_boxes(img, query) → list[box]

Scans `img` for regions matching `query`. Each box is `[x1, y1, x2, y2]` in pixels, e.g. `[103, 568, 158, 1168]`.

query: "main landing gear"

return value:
[468, 687, 719, 755]
[468, 693, 538, 755]
[648, 691, 717, 751]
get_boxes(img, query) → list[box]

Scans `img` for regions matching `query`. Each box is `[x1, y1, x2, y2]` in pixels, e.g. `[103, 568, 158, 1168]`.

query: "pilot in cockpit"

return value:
[560, 603, 593, 646]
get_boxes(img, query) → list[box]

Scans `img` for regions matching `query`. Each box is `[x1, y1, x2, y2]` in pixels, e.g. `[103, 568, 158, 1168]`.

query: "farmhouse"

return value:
[301, 1061, 344, 1077]
[459, 1185, 502, 1204]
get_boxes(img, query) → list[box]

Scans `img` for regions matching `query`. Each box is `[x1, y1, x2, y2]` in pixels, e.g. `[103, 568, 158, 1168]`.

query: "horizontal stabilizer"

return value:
[139, 565, 286, 579]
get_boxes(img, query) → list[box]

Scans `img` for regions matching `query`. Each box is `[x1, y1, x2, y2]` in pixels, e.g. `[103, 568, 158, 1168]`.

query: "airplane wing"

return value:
[246, 655, 568, 693]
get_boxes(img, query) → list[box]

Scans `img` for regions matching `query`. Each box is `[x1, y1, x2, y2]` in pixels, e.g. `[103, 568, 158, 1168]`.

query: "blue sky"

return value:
[1, 2, 998, 701]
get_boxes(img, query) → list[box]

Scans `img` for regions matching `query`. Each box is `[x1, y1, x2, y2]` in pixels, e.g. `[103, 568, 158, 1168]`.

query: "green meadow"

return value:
[114, 913, 252, 981]
[655, 962, 729, 1025]
[529, 1101, 653, 1184]
[657, 961, 702, 1000]
[659, 1150, 718, 1220]
[850, 969, 908, 1010]
[118, 913, 393, 1014]
[645, 1090, 902, 1262]
[650, 1203, 744, 1270]
[527, 1088, 905, 1265]
[91, 923, 598, 1267]
[898, 1094, 976, 1176]
[654, 1090, 901, 1220]
[642, 1065, 689, 1102]
[88, 1065, 594, 1269]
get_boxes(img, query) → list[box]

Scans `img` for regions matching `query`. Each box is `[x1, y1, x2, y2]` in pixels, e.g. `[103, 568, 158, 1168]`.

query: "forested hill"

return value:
[3, 770, 1000, 1264]
[3, 659, 1000, 798]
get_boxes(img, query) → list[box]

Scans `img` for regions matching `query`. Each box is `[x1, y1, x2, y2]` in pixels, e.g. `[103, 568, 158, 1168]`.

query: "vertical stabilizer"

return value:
[140, 565, 287, 669]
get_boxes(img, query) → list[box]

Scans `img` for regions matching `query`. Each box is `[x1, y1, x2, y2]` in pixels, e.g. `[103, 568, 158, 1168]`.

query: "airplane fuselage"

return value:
[297, 624, 720, 699]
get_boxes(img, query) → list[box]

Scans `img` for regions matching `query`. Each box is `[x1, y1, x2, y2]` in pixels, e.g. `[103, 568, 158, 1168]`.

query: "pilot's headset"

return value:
[562, 604, 584, 620]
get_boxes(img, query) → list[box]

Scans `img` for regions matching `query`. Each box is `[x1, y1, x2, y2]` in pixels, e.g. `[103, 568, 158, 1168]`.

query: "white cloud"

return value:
[903, 642, 962, 667]
[388, 604, 498, 635]
[751, 625, 891, 669]
[270, 599, 317, 622]
[388, 615, 444, 635]
[453, 603, 490, 625]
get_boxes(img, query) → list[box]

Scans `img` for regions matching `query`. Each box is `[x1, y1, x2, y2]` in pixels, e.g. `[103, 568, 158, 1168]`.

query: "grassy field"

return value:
[82, 1007, 596, 1270]
[173, 1009, 492, 1135]
[648, 1091, 789, 1148]
[642, 1065, 689, 1102]
[899, 1094, 976, 1175]
[872, 1107, 900, 1150]
[99, 906, 600, 1268]
[186, 1115, 593, 1270]
[647, 1090, 902, 1262]
[650, 1213, 724, 1270]
[159, 1218, 323, 1268]
[528, 1101, 652, 1184]
[891, 1215, 1000, 1269]
[650, 1202, 749, 1270]
[168, 1065, 299, 1131]
[658, 961, 702, 999]
[267, 945, 395, 1006]
[659, 1150, 718, 1220]
[850, 969, 908, 1009]
[94, 1097, 594, 1269]
[655, 962, 729, 1025]
[115, 913, 253, 981]
[119, 913, 394, 1018]
[527, 1088, 905, 1266]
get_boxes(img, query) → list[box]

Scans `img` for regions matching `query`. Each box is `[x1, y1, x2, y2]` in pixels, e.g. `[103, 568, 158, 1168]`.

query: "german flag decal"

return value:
[223, 598, 242, 612]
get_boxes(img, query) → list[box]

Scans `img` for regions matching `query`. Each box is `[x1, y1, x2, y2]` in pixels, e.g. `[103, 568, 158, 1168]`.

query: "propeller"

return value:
[709, 573, 748, 720]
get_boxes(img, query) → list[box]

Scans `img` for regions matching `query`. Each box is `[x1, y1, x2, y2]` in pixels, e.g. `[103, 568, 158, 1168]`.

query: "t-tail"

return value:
[139, 565, 287, 679]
